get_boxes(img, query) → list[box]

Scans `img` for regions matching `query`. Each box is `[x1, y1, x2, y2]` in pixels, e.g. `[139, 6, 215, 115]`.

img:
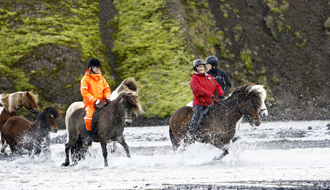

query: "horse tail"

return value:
[169, 128, 180, 151]
[65, 102, 84, 143]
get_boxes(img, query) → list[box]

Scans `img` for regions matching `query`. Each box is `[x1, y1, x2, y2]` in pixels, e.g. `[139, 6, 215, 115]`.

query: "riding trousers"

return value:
[188, 105, 207, 134]
[84, 103, 96, 131]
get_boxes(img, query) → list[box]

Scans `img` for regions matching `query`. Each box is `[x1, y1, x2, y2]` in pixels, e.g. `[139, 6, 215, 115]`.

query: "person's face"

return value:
[206, 63, 212, 71]
[92, 66, 101, 74]
[196, 64, 205, 74]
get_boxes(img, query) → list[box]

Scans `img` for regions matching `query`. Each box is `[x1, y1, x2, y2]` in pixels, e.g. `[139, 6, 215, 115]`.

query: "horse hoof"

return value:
[61, 162, 69, 167]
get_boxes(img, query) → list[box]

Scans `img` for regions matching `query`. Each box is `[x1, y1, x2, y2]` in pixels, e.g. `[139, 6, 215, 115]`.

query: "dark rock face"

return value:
[207, 0, 330, 120]
[17, 44, 85, 105]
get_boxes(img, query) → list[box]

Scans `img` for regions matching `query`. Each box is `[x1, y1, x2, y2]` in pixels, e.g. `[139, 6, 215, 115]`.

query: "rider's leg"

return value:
[188, 105, 205, 140]
[84, 105, 95, 146]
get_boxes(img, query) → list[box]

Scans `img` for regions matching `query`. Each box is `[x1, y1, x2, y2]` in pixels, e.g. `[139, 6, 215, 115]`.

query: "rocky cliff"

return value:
[0, 0, 329, 128]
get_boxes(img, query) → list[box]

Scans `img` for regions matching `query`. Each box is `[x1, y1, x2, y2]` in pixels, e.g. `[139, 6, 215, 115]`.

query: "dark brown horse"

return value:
[1, 107, 60, 156]
[0, 91, 39, 154]
[62, 87, 143, 167]
[169, 84, 268, 159]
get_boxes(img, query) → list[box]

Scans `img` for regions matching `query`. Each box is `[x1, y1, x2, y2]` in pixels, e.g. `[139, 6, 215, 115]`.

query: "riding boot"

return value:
[85, 130, 93, 146]
[187, 119, 198, 142]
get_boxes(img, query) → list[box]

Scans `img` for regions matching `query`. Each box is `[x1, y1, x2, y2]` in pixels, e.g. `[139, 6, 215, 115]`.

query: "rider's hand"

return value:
[210, 96, 216, 102]
[95, 99, 106, 109]
[105, 98, 111, 103]
[219, 95, 225, 100]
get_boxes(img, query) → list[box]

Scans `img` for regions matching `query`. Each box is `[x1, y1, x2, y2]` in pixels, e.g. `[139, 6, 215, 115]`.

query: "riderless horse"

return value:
[0, 91, 39, 154]
[1, 107, 60, 156]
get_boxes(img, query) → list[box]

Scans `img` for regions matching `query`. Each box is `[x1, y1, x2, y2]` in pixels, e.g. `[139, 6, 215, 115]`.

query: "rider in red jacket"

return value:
[188, 59, 225, 141]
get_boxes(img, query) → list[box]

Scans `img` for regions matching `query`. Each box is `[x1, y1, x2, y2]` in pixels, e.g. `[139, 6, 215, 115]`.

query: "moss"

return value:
[295, 32, 300, 38]
[271, 77, 281, 85]
[241, 50, 254, 72]
[0, 0, 111, 92]
[110, 0, 194, 118]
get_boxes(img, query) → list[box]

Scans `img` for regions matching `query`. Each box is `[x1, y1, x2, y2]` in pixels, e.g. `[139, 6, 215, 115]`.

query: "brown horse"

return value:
[0, 91, 39, 154]
[62, 87, 143, 167]
[1, 107, 60, 156]
[169, 84, 268, 159]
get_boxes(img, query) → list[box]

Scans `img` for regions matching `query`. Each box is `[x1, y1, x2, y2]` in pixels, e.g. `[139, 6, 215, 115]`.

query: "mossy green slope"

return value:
[110, 0, 194, 117]
[0, 0, 112, 91]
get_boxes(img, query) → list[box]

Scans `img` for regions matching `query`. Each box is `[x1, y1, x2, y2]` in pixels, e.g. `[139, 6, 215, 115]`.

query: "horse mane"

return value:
[117, 77, 138, 93]
[228, 83, 266, 109]
[37, 107, 61, 122]
[118, 88, 143, 115]
[0, 91, 38, 113]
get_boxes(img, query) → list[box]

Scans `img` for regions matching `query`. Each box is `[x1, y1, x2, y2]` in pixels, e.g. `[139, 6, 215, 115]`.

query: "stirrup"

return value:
[85, 136, 93, 146]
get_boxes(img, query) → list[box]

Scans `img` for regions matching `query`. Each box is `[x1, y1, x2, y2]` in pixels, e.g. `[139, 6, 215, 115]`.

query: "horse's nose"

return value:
[255, 121, 261, 126]
[125, 119, 132, 126]
[259, 109, 268, 118]
[52, 127, 58, 133]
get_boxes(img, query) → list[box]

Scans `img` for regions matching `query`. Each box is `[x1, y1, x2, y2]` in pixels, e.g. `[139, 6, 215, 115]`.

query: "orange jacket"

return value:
[80, 69, 111, 107]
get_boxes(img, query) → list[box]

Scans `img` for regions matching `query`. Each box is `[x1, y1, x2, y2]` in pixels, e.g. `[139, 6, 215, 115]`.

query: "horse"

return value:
[64, 77, 139, 130]
[169, 84, 268, 159]
[1, 107, 60, 156]
[0, 91, 39, 154]
[62, 87, 143, 167]
[64, 77, 139, 153]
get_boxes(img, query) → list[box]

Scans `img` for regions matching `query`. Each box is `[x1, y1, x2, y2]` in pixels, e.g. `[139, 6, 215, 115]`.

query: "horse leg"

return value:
[214, 146, 229, 160]
[100, 141, 108, 167]
[107, 140, 117, 153]
[0, 134, 9, 155]
[115, 134, 130, 158]
[61, 143, 72, 166]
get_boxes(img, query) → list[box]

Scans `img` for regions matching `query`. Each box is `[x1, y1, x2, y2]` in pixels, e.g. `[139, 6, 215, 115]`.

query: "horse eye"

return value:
[122, 105, 126, 109]
[51, 114, 54, 118]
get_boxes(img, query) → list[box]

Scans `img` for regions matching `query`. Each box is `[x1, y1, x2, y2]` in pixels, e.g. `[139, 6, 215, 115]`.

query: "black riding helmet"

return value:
[205, 56, 219, 67]
[193, 59, 206, 72]
[88, 58, 102, 69]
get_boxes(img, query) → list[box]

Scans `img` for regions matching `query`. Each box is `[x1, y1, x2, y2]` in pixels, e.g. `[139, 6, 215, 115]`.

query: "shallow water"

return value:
[1, 120, 330, 189]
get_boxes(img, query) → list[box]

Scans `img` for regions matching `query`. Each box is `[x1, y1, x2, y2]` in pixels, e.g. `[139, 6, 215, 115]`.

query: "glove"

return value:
[219, 95, 225, 100]
[95, 99, 106, 109]
[210, 96, 216, 102]
[105, 98, 111, 103]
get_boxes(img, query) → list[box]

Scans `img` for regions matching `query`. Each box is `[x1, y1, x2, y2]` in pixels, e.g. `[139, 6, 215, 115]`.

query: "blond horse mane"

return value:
[0, 91, 38, 113]
[118, 85, 143, 116]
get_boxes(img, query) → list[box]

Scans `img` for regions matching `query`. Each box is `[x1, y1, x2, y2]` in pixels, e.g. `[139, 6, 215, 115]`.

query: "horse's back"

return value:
[3, 116, 32, 139]
[169, 106, 193, 139]
[65, 102, 84, 130]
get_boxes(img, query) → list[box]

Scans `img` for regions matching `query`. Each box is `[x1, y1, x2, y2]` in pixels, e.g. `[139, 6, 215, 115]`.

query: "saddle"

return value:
[84, 103, 108, 134]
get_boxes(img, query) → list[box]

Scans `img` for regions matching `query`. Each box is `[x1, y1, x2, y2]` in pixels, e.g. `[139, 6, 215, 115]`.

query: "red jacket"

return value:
[80, 69, 111, 108]
[190, 72, 224, 107]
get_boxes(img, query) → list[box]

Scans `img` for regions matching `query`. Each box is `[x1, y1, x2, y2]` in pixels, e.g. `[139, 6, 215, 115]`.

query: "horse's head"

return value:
[42, 107, 60, 133]
[234, 84, 268, 127]
[117, 88, 143, 126]
[21, 91, 39, 114]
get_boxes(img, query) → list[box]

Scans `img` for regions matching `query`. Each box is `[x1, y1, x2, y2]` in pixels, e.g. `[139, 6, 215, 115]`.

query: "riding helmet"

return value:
[88, 58, 102, 69]
[193, 59, 206, 71]
[205, 56, 219, 67]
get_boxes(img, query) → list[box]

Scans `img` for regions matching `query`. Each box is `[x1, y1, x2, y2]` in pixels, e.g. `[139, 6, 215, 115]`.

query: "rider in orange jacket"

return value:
[80, 58, 111, 146]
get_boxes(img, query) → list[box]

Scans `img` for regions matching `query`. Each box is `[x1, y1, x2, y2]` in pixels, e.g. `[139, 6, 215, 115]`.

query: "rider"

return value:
[205, 56, 232, 96]
[80, 58, 111, 146]
[188, 59, 225, 141]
